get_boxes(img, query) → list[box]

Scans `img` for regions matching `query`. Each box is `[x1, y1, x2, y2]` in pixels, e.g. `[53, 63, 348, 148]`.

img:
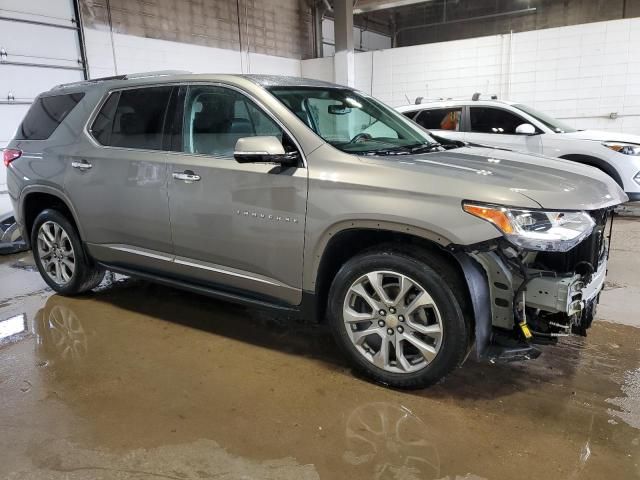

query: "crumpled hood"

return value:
[558, 129, 640, 144]
[366, 146, 628, 211]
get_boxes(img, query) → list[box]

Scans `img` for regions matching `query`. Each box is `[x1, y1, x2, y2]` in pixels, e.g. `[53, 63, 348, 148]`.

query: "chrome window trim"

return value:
[83, 81, 308, 168]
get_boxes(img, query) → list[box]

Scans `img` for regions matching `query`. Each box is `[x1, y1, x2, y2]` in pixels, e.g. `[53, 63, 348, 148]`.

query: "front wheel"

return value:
[328, 248, 469, 389]
[31, 209, 105, 295]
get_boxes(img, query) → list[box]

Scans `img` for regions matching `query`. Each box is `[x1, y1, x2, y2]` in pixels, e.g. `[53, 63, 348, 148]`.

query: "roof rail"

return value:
[125, 70, 192, 79]
[472, 92, 499, 101]
[53, 70, 192, 90]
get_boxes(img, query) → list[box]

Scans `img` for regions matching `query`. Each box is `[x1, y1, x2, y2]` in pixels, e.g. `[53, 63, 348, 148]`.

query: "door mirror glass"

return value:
[234, 136, 297, 166]
[515, 123, 536, 135]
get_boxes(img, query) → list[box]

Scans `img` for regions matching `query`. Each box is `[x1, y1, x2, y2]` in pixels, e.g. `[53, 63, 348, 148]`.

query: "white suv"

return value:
[398, 98, 640, 201]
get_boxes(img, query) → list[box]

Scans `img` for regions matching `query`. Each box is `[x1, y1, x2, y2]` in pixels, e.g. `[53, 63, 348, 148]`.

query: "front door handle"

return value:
[71, 160, 92, 170]
[172, 170, 201, 182]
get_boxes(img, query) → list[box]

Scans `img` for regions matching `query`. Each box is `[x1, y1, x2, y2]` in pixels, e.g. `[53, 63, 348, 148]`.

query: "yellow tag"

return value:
[520, 323, 532, 339]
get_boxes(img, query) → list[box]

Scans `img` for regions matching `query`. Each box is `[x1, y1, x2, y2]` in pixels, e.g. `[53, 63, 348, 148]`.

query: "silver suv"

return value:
[4, 73, 627, 389]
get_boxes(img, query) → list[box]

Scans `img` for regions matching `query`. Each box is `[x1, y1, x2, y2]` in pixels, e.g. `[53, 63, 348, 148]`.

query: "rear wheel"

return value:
[31, 209, 104, 295]
[328, 248, 469, 389]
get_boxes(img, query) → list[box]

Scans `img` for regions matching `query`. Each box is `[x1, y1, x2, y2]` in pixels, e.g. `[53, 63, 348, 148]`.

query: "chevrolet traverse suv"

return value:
[5, 73, 627, 389]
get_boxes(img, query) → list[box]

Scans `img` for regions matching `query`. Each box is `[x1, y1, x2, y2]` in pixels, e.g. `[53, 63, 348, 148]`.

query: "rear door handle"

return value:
[71, 160, 92, 170]
[172, 170, 201, 182]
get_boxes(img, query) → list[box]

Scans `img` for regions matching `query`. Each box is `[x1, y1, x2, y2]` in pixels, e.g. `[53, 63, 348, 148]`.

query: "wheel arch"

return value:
[559, 153, 624, 188]
[308, 222, 473, 321]
[20, 186, 85, 247]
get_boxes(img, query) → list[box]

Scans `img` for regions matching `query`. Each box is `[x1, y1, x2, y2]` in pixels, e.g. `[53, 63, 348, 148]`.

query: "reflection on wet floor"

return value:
[1, 220, 640, 479]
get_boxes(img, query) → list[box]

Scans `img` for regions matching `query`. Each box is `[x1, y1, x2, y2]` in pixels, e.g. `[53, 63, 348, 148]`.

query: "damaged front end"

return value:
[456, 205, 614, 362]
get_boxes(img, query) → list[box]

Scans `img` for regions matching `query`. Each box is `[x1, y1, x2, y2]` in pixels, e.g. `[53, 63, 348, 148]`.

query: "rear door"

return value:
[65, 86, 175, 271]
[166, 84, 307, 305]
[466, 106, 542, 153]
[412, 107, 466, 143]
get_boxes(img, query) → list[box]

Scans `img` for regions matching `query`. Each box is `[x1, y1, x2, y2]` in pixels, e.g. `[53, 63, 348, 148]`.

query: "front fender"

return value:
[304, 219, 455, 292]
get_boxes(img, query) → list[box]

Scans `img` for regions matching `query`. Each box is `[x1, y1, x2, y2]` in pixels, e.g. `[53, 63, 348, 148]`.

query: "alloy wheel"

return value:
[343, 270, 444, 373]
[37, 221, 76, 285]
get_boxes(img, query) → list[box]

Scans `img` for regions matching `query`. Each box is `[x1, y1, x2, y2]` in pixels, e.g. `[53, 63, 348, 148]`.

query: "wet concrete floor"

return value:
[1, 218, 639, 479]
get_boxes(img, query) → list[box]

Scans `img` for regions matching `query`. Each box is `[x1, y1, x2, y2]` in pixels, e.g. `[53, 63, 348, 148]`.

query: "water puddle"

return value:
[607, 368, 640, 430]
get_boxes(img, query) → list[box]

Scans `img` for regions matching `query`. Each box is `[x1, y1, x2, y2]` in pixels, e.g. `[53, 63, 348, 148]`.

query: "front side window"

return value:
[469, 107, 529, 135]
[90, 86, 173, 150]
[17, 92, 85, 140]
[182, 85, 284, 158]
[414, 108, 462, 131]
[513, 104, 576, 133]
[268, 87, 438, 155]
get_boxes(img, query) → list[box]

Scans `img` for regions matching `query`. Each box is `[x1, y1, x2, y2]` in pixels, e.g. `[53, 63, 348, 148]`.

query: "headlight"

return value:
[603, 142, 640, 155]
[463, 202, 595, 252]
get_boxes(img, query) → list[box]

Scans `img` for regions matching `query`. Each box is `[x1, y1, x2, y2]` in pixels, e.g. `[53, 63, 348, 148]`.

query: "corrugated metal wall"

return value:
[80, 0, 314, 59]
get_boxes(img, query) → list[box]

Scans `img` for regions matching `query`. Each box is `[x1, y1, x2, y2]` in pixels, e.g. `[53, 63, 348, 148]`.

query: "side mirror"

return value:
[234, 136, 298, 167]
[515, 123, 537, 135]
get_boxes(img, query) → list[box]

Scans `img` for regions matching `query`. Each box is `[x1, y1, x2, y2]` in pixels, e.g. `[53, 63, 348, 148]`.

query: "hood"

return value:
[558, 129, 640, 144]
[365, 146, 628, 211]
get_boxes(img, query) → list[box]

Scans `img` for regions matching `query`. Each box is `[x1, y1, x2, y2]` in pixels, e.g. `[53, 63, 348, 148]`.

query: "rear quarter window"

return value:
[16, 92, 85, 140]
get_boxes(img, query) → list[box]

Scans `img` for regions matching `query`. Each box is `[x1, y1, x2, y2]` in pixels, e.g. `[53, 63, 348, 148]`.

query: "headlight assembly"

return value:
[463, 202, 595, 252]
[603, 142, 640, 155]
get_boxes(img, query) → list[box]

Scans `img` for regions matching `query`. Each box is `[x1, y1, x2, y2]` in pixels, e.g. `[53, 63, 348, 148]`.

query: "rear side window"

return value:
[16, 92, 85, 140]
[414, 108, 462, 131]
[469, 107, 526, 134]
[90, 86, 173, 150]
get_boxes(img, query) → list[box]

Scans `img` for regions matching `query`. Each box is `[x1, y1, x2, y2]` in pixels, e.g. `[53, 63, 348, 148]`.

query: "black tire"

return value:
[31, 209, 105, 295]
[328, 247, 469, 389]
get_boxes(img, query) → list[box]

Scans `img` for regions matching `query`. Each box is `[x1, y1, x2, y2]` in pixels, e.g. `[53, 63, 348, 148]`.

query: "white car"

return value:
[398, 98, 640, 201]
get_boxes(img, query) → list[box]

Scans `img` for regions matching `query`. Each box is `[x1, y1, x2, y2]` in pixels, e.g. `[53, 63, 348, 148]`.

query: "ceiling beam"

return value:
[353, 0, 435, 15]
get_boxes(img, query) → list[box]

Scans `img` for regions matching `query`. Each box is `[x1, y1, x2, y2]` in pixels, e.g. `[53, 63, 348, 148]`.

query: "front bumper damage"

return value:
[455, 209, 613, 362]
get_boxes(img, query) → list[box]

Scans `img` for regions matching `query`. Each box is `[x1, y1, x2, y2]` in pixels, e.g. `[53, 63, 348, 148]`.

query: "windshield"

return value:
[514, 104, 577, 133]
[268, 87, 439, 155]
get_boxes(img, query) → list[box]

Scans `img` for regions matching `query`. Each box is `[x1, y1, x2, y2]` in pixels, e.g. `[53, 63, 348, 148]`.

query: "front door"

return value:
[465, 106, 542, 154]
[65, 86, 175, 271]
[167, 84, 307, 305]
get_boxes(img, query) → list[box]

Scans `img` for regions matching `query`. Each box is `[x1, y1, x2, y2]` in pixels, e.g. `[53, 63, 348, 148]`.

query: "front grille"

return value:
[535, 208, 612, 274]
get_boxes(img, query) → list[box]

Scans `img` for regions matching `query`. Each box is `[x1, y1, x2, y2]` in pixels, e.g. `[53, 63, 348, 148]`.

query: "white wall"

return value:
[303, 17, 640, 135]
[301, 57, 334, 82]
[84, 28, 301, 78]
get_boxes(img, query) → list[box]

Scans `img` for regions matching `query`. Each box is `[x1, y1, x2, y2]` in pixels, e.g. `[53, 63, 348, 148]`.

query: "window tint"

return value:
[16, 92, 85, 140]
[90, 92, 119, 145]
[91, 86, 173, 150]
[183, 85, 284, 157]
[469, 107, 527, 134]
[414, 108, 462, 131]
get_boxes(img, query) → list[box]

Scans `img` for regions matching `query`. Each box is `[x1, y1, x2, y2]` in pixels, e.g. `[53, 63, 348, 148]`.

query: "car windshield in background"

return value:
[268, 87, 439, 155]
[514, 104, 577, 133]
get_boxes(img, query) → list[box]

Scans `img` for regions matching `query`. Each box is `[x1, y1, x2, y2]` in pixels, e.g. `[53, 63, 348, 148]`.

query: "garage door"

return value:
[0, 0, 86, 189]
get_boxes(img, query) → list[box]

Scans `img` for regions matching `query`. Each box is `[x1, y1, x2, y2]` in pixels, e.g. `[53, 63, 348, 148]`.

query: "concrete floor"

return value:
[1, 219, 639, 480]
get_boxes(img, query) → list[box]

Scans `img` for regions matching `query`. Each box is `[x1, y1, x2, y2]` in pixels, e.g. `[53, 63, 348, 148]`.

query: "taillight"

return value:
[3, 148, 22, 167]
